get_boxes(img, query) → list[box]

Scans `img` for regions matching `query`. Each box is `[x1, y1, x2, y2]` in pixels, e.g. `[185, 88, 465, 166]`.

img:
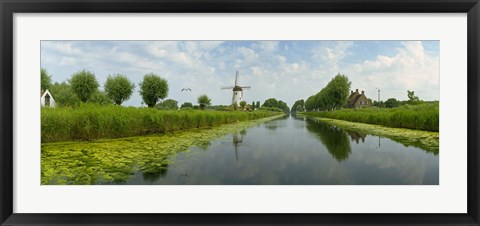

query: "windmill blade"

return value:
[235, 71, 239, 86]
[240, 86, 251, 89]
[221, 86, 234, 89]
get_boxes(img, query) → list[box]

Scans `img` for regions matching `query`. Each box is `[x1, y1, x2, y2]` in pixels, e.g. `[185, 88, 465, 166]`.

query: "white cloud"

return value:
[42, 42, 83, 55]
[237, 47, 258, 61]
[346, 41, 439, 101]
[312, 41, 353, 65]
[41, 40, 439, 108]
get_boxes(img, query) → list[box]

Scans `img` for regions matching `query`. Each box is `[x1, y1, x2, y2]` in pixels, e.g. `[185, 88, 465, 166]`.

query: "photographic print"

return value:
[40, 40, 439, 185]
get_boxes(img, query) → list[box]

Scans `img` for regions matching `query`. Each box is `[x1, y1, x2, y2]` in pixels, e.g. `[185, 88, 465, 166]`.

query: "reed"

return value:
[42, 104, 280, 142]
[303, 103, 439, 132]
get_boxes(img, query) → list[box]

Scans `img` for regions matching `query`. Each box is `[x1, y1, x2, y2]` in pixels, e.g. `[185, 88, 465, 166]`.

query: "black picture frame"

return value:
[1, 0, 479, 225]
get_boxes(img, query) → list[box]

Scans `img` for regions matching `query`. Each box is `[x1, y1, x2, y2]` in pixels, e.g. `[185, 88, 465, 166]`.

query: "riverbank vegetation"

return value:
[302, 102, 438, 132]
[42, 104, 282, 142]
[305, 116, 439, 154]
[294, 73, 438, 132]
[42, 115, 283, 185]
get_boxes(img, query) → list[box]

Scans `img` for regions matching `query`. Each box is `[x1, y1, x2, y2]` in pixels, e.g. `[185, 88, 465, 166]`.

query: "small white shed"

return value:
[41, 89, 56, 107]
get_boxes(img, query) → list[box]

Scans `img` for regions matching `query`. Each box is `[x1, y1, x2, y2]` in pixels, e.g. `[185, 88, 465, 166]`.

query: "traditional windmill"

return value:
[221, 71, 251, 106]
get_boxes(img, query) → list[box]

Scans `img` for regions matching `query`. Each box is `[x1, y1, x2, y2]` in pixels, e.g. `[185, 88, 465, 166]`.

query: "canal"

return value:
[120, 115, 439, 185]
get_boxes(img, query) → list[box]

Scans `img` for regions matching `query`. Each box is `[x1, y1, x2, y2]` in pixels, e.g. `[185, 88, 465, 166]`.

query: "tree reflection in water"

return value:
[306, 119, 352, 161]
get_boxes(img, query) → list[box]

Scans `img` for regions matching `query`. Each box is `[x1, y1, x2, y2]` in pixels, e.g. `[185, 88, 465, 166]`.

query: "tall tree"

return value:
[197, 94, 211, 110]
[104, 74, 135, 105]
[41, 68, 52, 91]
[305, 73, 351, 111]
[139, 73, 169, 107]
[321, 74, 351, 110]
[69, 70, 99, 102]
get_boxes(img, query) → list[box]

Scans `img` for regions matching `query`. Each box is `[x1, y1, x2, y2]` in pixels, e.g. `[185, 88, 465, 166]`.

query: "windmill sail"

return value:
[221, 71, 251, 106]
[235, 71, 239, 86]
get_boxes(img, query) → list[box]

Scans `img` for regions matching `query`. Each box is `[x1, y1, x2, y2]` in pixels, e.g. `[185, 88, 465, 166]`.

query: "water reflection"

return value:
[346, 130, 367, 144]
[263, 115, 289, 131]
[42, 114, 439, 185]
[305, 118, 352, 161]
[129, 116, 438, 185]
[232, 129, 247, 161]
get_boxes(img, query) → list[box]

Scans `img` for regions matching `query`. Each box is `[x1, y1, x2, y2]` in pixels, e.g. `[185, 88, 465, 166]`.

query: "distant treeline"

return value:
[42, 104, 282, 142]
[303, 103, 439, 132]
[261, 98, 290, 113]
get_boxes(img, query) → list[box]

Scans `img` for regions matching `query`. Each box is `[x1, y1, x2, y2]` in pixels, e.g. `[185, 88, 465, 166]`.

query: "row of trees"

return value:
[43, 69, 292, 112]
[261, 98, 290, 113]
[305, 74, 351, 112]
[291, 99, 305, 113]
[43, 68, 217, 110]
[156, 95, 211, 110]
[43, 69, 166, 107]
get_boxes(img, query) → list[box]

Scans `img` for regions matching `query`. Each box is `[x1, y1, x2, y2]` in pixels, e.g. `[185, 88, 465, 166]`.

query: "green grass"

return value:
[42, 104, 282, 142]
[302, 103, 439, 132]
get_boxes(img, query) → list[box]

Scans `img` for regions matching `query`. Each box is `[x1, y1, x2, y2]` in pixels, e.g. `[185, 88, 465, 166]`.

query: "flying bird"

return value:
[181, 88, 192, 91]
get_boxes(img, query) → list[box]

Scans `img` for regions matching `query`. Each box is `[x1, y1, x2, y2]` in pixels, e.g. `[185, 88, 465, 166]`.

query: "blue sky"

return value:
[41, 40, 439, 107]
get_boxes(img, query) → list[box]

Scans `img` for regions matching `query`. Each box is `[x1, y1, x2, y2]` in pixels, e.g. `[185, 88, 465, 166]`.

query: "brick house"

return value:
[347, 89, 372, 108]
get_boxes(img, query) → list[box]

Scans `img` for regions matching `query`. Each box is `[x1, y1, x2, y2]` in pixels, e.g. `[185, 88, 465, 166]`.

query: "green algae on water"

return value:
[41, 115, 284, 185]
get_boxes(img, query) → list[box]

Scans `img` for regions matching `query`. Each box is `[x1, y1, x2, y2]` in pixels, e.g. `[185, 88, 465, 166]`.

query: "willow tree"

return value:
[104, 74, 135, 105]
[69, 70, 99, 102]
[139, 73, 169, 108]
[197, 94, 211, 110]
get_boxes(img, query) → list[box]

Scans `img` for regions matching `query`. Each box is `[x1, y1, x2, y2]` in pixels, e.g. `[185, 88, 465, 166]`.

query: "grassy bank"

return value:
[42, 104, 282, 142]
[307, 117, 439, 154]
[302, 103, 439, 131]
[42, 115, 282, 185]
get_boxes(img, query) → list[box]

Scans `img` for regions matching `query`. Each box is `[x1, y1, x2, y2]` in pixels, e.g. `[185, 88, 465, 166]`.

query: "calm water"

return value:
[122, 115, 439, 185]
